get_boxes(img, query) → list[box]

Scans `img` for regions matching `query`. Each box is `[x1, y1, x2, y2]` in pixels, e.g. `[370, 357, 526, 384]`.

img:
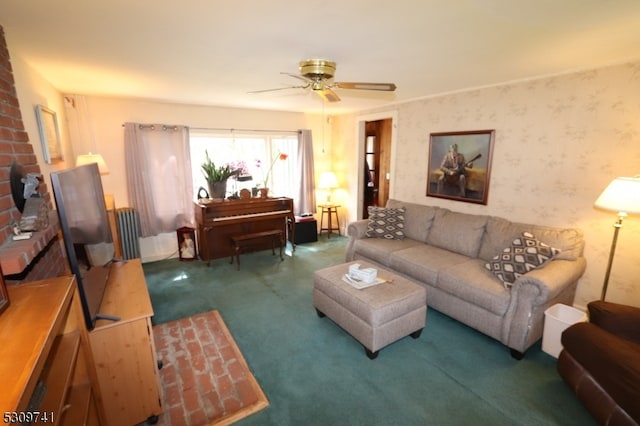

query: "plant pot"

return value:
[208, 180, 227, 200]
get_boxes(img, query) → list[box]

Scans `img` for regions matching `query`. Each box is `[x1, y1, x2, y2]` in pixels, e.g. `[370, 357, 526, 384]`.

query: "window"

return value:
[189, 131, 298, 199]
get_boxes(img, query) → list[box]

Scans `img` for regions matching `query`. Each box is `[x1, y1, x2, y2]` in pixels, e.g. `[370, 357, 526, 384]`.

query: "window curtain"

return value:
[269, 136, 298, 198]
[123, 123, 194, 237]
[295, 129, 316, 216]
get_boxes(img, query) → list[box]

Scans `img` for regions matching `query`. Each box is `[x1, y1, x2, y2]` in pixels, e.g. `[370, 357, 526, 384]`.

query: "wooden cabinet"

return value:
[0, 276, 100, 425]
[87, 259, 162, 426]
[0, 260, 160, 426]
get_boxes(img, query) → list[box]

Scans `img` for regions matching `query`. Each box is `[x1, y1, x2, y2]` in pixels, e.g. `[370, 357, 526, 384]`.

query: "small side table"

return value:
[319, 205, 341, 238]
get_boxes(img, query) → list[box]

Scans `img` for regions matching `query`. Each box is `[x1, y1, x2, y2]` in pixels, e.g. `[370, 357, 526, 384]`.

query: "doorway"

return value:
[362, 118, 393, 218]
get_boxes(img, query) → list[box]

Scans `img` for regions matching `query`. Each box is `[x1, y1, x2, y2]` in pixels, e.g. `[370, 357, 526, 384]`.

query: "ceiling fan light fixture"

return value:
[299, 59, 336, 80]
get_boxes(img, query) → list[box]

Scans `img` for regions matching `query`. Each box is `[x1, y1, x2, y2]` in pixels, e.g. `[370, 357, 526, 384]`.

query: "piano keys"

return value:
[194, 197, 295, 265]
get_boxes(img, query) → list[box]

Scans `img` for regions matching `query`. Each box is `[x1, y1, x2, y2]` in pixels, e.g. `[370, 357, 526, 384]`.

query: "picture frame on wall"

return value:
[426, 130, 495, 205]
[35, 105, 63, 164]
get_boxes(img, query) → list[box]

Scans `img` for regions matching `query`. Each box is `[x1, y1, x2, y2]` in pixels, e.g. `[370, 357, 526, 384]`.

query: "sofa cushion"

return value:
[352, 238, 422, 267]
[426, 209, 488, 258]
[484, 232, 561, 288]
[588, 301, 640, 343]
[386, 200, 438, 243]
[438, 259, 511, 315]
[529, 225, 582, 261]
[366, 206, 406, 240]
[478, 216, 584, 262]
[390, 244, 470, 286]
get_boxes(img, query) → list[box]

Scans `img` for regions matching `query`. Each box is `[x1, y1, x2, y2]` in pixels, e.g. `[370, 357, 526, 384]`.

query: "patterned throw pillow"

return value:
[366, 206, 406, 240]
[485, 231, 561, 288]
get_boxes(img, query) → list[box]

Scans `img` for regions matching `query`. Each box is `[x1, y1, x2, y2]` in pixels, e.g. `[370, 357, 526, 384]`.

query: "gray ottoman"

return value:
[313, 261, 427, 359]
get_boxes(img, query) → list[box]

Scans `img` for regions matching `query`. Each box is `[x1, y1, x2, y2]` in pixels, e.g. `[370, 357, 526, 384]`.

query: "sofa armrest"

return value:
[588, 301, 640, 343]
[345, 220, 370, 262]
[560, 322, 640, 423]
[347, 219, 369, 239]
[505, 257, 587, 353]
[513, 257, 587, 305]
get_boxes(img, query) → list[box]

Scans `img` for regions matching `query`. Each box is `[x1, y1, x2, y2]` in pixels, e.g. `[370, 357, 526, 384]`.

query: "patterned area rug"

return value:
[153, 310, 269, 425]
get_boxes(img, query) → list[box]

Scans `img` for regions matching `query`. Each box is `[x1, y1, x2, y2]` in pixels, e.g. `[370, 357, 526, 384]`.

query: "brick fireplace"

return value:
[0, 25, 67, 283]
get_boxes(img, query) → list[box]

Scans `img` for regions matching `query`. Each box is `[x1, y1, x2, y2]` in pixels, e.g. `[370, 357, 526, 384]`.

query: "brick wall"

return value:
[0, 25, 66, 283]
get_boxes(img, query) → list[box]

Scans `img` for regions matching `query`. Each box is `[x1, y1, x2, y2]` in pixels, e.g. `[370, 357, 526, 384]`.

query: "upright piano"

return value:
[194, 197, 295, 265]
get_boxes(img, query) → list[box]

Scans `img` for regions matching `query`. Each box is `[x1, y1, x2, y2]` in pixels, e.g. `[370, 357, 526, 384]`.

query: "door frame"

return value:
[353, 110, 398, 220]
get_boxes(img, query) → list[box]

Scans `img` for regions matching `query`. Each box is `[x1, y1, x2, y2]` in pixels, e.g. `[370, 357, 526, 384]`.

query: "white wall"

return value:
[12, 55, 73, 194]
[331, 61, 640, 309]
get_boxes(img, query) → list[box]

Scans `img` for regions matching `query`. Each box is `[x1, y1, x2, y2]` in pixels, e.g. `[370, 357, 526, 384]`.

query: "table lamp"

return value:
[76, 152, 110, 174]
[593, 175, 640, 300]
[318, 171, 338, 205]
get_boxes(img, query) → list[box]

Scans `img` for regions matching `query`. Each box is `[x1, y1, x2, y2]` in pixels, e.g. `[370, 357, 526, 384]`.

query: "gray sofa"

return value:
[345, 199, 587, 358]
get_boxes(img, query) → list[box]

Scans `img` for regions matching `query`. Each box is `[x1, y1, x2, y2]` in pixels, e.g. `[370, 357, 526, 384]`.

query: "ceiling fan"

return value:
[250, 59, 397, 102]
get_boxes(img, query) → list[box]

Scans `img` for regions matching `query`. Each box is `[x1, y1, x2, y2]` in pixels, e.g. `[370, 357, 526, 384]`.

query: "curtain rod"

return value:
[190, 127, 301, 135]
[122, 123, 301, 135]
[121, 123, 179, 130]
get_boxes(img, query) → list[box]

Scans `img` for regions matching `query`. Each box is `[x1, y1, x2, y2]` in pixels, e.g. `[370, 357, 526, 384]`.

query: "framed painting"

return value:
[426, 130, 495, 205]
[35, 105, 63, 164]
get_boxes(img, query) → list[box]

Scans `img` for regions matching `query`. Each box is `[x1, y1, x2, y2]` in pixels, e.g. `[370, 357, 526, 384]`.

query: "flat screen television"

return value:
[51, 163, 117, 330]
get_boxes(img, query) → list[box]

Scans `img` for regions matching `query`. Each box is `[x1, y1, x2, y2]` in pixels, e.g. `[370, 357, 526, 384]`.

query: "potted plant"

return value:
[256, 152, 289, 198]
[201, 150, 236, 199]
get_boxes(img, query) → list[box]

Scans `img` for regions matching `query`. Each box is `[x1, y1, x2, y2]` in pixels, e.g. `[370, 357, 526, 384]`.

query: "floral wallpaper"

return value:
[333, 60, 640, 309]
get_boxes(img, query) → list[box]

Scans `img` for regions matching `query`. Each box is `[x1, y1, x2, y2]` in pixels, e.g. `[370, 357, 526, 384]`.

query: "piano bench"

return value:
[229, 229, 284, 271]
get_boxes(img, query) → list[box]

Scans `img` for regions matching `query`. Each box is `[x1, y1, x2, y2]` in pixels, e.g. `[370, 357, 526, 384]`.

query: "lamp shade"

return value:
[318, 171, 338, 190]
[76, 153, 109, 175]
[594, 176, 640, 215]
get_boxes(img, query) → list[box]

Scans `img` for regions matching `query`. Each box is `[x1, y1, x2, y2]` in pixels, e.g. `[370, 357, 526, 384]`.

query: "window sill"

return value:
[0, 212, 60, 276]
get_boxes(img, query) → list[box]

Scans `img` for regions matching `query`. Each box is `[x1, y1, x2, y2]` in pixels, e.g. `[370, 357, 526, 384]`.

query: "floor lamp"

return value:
[593, 176, 640, 300]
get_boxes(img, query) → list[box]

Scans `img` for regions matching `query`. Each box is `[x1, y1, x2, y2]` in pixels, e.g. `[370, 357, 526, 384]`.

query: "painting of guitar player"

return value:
[426, 130, 495, 205]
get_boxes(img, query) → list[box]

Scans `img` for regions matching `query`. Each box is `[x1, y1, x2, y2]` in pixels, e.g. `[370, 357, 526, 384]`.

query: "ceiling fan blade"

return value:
[248, 84, 308, 94]
[315, 88, 341, 103]
[334, 82, 397, 91]
[282, 72, 314, 84]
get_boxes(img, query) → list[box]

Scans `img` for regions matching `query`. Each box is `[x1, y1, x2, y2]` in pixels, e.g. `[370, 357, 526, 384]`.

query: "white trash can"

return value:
[542, 303, 587, 358]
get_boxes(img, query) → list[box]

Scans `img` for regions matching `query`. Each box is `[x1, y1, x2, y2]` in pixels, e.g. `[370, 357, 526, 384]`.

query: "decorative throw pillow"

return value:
[366, 206, 406, 240]
[485, 231, 561, 288]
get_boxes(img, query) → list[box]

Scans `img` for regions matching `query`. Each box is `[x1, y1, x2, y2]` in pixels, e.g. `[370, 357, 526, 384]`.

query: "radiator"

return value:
[116, 207, 141, 260]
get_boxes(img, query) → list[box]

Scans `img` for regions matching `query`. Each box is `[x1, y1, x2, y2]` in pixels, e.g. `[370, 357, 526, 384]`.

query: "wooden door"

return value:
[362, 118, 392, 217]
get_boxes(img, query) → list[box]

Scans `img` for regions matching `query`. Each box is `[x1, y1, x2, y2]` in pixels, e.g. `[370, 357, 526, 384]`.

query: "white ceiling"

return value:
[2, 0, 640, 114]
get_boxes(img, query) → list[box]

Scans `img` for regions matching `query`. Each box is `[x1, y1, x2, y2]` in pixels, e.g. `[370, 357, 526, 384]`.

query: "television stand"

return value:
[86, 258, 162, 425]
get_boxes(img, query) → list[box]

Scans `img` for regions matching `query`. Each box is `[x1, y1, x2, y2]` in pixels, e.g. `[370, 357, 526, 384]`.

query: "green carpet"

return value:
[143, 236, 595, 426]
